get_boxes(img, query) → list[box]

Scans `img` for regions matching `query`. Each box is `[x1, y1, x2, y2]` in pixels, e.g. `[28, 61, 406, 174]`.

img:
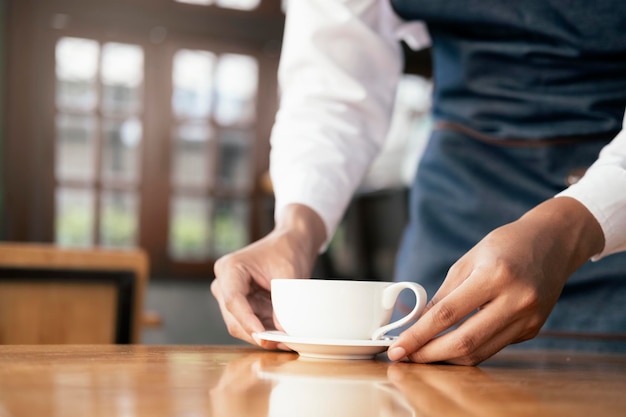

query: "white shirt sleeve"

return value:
[556, 111, 626, 259]
[269, 0, 429, 249]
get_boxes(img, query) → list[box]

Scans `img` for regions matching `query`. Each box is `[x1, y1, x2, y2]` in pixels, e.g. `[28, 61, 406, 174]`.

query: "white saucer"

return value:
[255, 331, 396, 360]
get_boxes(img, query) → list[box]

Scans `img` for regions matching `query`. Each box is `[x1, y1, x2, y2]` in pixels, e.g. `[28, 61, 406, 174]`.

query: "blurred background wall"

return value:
[0, 0, 432, 344]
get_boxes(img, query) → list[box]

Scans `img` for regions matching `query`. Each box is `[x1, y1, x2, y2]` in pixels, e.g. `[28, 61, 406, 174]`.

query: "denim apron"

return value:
[390, 0, 626, 350]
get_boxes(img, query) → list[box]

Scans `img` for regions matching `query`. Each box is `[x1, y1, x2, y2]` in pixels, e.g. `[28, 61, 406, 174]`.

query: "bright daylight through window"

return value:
[55, 37, 143, 249]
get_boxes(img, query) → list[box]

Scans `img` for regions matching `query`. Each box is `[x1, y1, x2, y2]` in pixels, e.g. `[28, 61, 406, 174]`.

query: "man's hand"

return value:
[388, 197, 605, 365]
[211, 204, 326, 349]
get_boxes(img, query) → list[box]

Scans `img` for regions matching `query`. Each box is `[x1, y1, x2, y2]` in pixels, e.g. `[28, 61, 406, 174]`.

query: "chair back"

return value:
[0, 243, 148, 344]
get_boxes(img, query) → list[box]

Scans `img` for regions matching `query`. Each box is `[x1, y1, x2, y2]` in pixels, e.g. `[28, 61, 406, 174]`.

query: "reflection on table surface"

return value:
[0, 345, 625, 417]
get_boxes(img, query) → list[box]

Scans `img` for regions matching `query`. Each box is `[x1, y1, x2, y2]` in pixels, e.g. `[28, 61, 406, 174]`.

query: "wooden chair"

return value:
[0, 243, 149, 344]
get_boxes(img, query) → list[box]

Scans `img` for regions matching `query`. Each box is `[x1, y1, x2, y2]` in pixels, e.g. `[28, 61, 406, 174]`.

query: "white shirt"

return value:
[269, 0, 626, 259]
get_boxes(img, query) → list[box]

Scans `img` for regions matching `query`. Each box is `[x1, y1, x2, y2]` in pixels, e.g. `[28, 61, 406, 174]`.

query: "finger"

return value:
[212, 269, 266, 337]
[247, 283, 276, 330]
[445, 321, 525, 366]
[219, 308, 287, 350]
[444, 304, 543, 366]
[407, 299, 507, 362]
[219, 301, 258, 346]
[388, 269, 491, 361]
[252, 332, 290, 351]
[423, 261, 474, 313]
[250, 338, 291, 353]
[405, 298, 519, 364]
[213, 275, 291, 351]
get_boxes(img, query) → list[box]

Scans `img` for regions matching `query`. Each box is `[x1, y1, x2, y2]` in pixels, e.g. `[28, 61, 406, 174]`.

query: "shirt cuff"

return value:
[556, 164, 626, 260]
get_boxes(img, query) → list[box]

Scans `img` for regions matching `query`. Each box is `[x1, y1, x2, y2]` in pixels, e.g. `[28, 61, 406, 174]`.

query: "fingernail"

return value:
[388, 346, 406, 362]
[252, 333, 262, 345]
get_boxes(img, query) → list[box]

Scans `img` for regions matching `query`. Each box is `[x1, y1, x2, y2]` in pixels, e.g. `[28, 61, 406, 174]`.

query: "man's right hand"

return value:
[211, 204, 327, 349]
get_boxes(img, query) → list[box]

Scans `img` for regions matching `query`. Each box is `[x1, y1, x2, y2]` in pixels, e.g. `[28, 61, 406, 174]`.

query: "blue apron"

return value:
[390, 0, 626, 350]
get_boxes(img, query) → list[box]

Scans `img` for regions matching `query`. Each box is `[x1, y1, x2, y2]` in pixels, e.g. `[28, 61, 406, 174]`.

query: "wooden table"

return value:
[0, 345, 624, 417]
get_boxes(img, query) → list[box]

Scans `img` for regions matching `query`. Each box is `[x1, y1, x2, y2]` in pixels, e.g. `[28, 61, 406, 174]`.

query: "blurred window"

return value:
[173, 50, 216, 118]
[55, 114, 97, 182]
[214, 54, 258, 126]
[54, 37, 144, 249]
[56, 37, 99, 111]
[217, 129, 253, 189]
[211, 199, 249, 257]
[100, 191, 139, 249]
[171, 123, 214, 189]
[101, 43, 144, 115]
[169, 49, 258, 260]
[55, 188, 95, 247]
[169, 194, 212, 260]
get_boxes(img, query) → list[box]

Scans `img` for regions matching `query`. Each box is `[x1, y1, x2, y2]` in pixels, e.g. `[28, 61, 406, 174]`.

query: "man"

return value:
[211, 0, 626, 364]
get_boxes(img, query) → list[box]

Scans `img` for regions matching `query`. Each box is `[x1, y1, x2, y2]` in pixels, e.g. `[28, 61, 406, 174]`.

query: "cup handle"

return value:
[371, 282, 427, 340]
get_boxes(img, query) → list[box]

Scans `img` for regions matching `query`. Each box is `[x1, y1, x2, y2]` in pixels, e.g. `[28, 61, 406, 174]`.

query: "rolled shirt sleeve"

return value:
[269, 0, 428, 250]
[556, 111, 626, 259]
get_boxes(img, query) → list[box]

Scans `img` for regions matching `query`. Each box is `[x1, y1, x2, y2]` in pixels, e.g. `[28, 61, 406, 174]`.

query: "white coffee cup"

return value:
[271, 279, 427, 340]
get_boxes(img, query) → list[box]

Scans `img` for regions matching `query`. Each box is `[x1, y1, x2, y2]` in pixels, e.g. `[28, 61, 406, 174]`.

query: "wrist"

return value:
[274, 204, 328, 260]
[522, 197, 605, 268]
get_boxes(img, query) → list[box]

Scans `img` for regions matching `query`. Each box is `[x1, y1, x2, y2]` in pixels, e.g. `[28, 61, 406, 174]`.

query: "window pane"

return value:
[55, 37, 99, 111]
[100, 191, 138, 248]
[101, 43, 144, 114]
[214, 54, 258, 125]
[211, 199, 249, 257]
[55, 188, 95, 247]
[173, 50, 215, 118]
[171, 123, 213, 188]
[169, 195, 212, 260]
[102, 118, 142, 183]
[55, 114, 97, 182]
[218, 129, 252, 189]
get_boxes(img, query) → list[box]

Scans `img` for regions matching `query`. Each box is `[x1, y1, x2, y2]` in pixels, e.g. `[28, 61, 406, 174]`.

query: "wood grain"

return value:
[0, 345, 624, 417]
